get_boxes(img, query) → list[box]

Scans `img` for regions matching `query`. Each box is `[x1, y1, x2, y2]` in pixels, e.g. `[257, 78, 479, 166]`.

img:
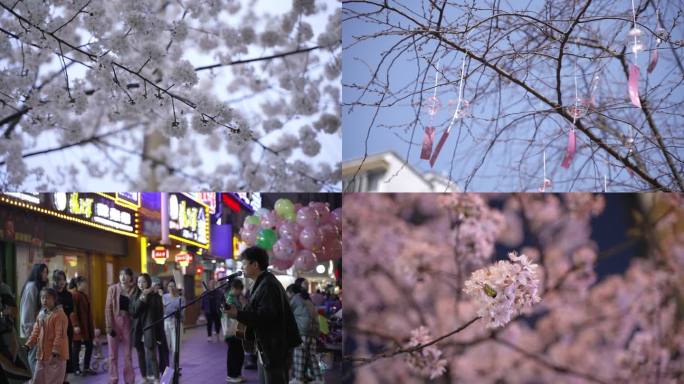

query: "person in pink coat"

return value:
[105, 268, 138, 384]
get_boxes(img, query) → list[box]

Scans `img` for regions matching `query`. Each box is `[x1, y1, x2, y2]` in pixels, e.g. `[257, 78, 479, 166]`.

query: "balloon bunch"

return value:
[239, 199, 342, 272]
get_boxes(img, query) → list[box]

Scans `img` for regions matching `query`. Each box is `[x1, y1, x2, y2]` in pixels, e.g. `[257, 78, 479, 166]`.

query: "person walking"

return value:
[201, 279, 222, 343]
[224, 278, 247, 383]
[162, 280, 183, 368]
[19, 263, 49, 374]
[131, 273, 168, 384]
[53, 270, 74, 384]
[224, 247, 301, 384]
[105, 267, 137, 384]
[70, 276, 95, 376]
[23, 288, 69, 384]
[0, 266, 31, 383]
[286, 284, 323, 384]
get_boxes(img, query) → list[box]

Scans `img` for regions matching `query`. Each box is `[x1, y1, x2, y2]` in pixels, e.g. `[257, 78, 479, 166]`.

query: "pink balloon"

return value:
[320, 239, 342, 261]
[244, 222, 259, 231]
[296, 207, 320, 228]
[310, 202, 331, 223]
[273, 238, 297, 261]
[278, 222, 299, 241]
[294, 250, 317, 271]
[299, 226, 322, 251]
[271, 256, 294, 271]
[330, 208, 342, 226]
[240, 228, 256, 246]
[260, 211, 278, 228]
[318, 224, 338, 243]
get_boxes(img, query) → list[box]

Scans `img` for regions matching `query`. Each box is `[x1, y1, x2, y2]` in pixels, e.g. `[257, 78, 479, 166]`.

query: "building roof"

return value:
[342, 151, 458, 192]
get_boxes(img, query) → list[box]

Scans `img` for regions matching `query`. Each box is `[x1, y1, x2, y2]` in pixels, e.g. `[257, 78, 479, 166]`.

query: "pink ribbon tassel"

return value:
[647, 49, 658, 74]
[420, 126, 435, 160]
[429, 130, 449, 168]
[628, 63, 641, 108]
[561, 129, 576, 169]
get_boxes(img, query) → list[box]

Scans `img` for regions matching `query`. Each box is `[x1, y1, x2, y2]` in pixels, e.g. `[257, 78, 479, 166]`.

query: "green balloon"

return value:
[256, 228, 277, 250]
[283, 210, 296, 222]
[274, 199, 295, 217]
[245, 215, 260, 226]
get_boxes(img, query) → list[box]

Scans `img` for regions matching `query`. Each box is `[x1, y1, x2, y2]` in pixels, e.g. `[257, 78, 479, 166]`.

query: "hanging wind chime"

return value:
[428, 50, 468, 168]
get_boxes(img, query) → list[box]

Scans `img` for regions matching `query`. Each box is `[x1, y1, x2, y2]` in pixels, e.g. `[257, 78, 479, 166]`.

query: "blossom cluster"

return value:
[463, 252, 541, 328]
[404, 326, 448, 380]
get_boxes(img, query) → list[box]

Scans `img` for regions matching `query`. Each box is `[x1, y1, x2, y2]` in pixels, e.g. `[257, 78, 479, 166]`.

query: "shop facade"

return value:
[0, 193, 143, 331]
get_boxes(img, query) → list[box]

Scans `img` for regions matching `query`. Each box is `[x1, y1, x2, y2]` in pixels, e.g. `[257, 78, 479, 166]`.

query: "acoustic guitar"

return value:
[224, 304, 255, 354]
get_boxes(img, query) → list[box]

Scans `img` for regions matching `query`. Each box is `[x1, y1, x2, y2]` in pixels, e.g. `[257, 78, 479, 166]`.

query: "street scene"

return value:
[0, 193, 342, 384]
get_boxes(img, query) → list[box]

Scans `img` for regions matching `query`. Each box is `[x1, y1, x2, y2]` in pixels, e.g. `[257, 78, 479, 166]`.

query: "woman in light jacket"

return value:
[19, 263, 49, 374]
[162, 280, 183, 368]
[105, 267, 137, 384]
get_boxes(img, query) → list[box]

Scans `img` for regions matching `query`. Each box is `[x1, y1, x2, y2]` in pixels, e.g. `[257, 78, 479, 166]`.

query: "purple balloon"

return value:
[318, 224, 338, 244]
[278, 222, 299, 241]
[299, 226, 323, 251]
[294, 250, 317, 271]
[271, 256, 294, 271]
[310, 202, 331, 223]
[330, 208, 342, 226]
[296, 207, 320, 228]
[240, 227, 257, 246]
[320, 239, 342, 262]
[273, 238, 297, 261]
[260, 211, 278, 228]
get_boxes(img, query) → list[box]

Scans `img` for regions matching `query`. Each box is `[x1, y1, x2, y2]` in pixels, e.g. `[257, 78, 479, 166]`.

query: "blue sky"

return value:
[342, 1, 683, 192]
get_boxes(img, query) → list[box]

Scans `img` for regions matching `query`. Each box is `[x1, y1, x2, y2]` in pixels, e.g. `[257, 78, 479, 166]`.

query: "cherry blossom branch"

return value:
[494, 337, 610, 384]
[344, 316, 481, 366]
[0, 125, 137, 166]
[194, 44, 335, 71]
[0, 2, 239, 133]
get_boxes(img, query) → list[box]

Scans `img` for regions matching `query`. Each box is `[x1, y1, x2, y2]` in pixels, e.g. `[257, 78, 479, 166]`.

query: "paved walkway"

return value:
[67, 326, 340, 384]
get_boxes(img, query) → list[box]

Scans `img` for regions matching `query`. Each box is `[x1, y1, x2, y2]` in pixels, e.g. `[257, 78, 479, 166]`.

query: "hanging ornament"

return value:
[627, 0, 642, 108]
[429, 50, 468, 167]
[420, 126, 435, 159]
[420, 61, 442, 160]
[561, 128, 576, 169]
[538, 150, 552, 192]
[648, 10, 666, 73]
[628, 63, 641, 108]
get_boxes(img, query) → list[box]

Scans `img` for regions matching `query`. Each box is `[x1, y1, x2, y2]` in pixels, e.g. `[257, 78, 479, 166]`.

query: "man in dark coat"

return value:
[225, 246, 301, 384]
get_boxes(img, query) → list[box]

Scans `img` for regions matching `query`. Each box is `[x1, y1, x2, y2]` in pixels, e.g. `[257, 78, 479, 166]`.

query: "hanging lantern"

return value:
[64, 256, 78, 267]
[176, 252, 193, 268]
[152, 246, 169, 265]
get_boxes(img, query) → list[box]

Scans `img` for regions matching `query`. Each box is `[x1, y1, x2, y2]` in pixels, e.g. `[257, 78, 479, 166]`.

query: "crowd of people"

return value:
[0, 246, 339, 384]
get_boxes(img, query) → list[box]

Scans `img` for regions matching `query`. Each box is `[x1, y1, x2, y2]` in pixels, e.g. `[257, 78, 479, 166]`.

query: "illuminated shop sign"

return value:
[101, 193, 141, 209]
[116, 193, 141, 208]
[236, 192, 261, 211]
[190, 193, 217, 214]
[168, 193, 210, 249]
[152, 246, 169, 265]
[0, 193, 139, 237]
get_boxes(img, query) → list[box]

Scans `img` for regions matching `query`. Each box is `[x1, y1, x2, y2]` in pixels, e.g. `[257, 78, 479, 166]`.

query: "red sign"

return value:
[152, 246, 169, 265]
[175, 252, 193, 267]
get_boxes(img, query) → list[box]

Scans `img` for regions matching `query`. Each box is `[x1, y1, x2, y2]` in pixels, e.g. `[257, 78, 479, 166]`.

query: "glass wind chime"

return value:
[420, 51, 469, 167]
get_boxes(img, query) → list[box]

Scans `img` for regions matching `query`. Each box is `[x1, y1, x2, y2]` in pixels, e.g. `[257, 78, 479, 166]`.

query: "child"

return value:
[91, 328, 108, 372]
[23, 287, 69, 384]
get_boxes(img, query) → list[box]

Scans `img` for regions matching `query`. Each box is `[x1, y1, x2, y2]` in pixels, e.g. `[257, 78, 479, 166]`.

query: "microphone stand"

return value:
[144, 276, 239, 384]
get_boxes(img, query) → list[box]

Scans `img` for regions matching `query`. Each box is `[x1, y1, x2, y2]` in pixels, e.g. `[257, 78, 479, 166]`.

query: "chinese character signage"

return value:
[0, 193, 138, 237]
[168, 193, 210, 249]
